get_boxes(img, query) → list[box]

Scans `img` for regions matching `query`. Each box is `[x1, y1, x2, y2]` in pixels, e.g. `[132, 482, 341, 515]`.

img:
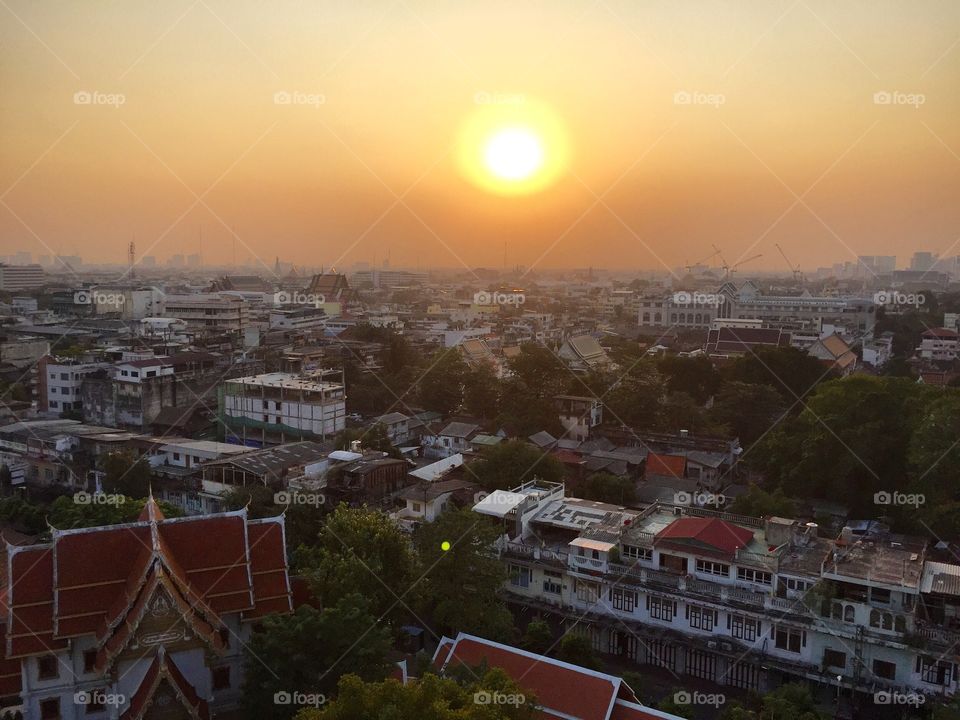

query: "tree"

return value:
[602, 367, 663, 430]
[295, 504, 420, 624]
[222, 484, 280, 518]
[555, 633, 600, 670]
[333, 425, 402, 458]
[710, 381, 786, 447]
[908, 392, 960, 502]
[100, 450, 152, 498]
[658, 355, 720, 404]
[717, 682, 826, 720]
[463, 364, 502, 421]
[506, 344, 568, 400]
[729, 485, 796, 518]
[47, 495, 182, 529]
[578, 473, 635, 505]
[418, 349, 468, 414]
[413, 508, 513, 640]
[726, 346, 833, 403]
[656, 690, 694, 719]
[242, 597, 392, 720]
[658, 392, 711, 434]
[294, 670, 537, 720]
[520, 619, 552, 654]
[468, 440, 565, 491]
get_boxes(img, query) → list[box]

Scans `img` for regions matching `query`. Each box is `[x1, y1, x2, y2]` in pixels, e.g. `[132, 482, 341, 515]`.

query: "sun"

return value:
[484, 128, 544, 181]
[457, 99, 569, 196]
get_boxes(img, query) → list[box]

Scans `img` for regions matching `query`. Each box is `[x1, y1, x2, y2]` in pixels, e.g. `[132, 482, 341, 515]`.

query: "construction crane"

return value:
[775, 243, 802, 282]
[713, 245, 762, 278]
[684, 249, 721, 274]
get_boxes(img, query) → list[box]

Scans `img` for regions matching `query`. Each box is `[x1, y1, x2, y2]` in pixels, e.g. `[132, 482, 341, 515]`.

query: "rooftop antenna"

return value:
[128, 239, 136, 279]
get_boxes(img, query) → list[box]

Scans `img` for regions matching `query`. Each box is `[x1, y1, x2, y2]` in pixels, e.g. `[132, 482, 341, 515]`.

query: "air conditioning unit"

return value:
[707, 641, 718, 649]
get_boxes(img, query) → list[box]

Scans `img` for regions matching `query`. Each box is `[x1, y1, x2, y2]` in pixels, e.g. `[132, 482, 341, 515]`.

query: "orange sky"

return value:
[1, 0, 958, 274]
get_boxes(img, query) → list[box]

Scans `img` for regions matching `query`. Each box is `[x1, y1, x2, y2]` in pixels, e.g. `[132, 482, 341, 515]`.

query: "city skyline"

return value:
[1, 0, 958, 273]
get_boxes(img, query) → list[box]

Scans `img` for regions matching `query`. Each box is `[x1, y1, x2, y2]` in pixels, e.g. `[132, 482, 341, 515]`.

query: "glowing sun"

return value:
[457, 99, 568, 195]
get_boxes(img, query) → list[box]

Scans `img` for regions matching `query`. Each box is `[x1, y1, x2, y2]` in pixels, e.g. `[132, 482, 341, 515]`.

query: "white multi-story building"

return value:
[219, 370, 346, 446]
[918, 328, 959, 362]
[475, 482, 960, 702]
[38, 359, 110, 416]
[0, 263, 45, 291]
[161, 294, 250, 334]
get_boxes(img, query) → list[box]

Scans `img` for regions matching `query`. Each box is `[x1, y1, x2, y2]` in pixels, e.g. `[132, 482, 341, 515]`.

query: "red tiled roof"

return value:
[646, 453, 686, 479]
[923, 328, 959, 338]
[434, 633, 635, 720]
[5, 510, 291, 660]
[655, 517, 754, 557]
[120, 649, 210, 720]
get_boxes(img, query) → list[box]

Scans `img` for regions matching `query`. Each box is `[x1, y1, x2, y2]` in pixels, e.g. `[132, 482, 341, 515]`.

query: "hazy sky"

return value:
[1, 0, 958, 274]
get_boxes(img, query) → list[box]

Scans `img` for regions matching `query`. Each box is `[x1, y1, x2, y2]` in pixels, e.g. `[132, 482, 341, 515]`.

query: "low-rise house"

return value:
[423, 421, 480, 459]
[558, 334, 613, 373]
[808, 333, 857, 376]
[394, 478, 478, 529]
[918, 328, 960, 362]
[705, 326, 792, 358]
[374, 412, 411, 446]
[555, 395, 603, 443]
[325, 456, 410, 506]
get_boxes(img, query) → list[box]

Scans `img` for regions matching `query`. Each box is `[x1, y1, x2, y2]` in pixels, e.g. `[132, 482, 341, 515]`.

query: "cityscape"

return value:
[1, 1, 959, 720]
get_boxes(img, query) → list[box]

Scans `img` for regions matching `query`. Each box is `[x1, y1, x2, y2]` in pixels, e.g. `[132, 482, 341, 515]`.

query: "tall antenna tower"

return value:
[128, 240, 136, 279]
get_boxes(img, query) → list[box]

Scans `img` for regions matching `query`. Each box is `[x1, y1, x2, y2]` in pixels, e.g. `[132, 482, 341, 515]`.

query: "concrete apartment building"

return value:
[219, 370, 346, 447]
[36, 357, 111, 416]
[918, 328, 959, 362]
[475, 482, 960, 701]
[161, 293, 250, 335]
[0, 263, 45, 291]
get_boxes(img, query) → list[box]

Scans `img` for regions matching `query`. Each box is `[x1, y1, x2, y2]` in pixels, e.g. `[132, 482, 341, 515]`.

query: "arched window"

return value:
[642, 312, 650, 323]
[844, 605, 855, 623]
[695, 313, 703, 324]
[895, 616, 906, 633]
[882, 613, 893, 631]
[655, 313, 662, 322]
[831, 603, 843, 620]
[670, 314, 677, 323]
[870, 609, 881, 628]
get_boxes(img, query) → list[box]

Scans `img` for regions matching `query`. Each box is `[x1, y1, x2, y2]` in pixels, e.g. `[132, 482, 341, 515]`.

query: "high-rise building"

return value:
[910, 252, 937, 271]
[168, 254, 185, 267]
[0, 263, 45, 291]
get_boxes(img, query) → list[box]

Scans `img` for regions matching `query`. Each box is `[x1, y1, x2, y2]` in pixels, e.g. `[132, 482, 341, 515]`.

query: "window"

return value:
[622, 545, 651, 561]
[729, 614, 759, 642]
[60, 373, 68, 381]
[83, 649, 97, 673]
[786, 578, 810, 592]
[543, 571, 562, 595]
[737, 568, 772, 585]
[212, 666, 231, 691]
[509, 565, 530, 588]
[173, 453, 181, 461]
[919, 657, 954, 685]
[873, 659, 896, 680]
[688, 605, 717, 631]
[412, 502, 421, 512]
[843, 605, 855, 623]
[50, 401, 58, 408]
[871, 588, 891, 605]
[85, 688, 105, 712]
[774, 626, 804, 653]
[696, 560, 729, 577]
[611, 588, 637, 612]
[577, 580, 600, 603]
[648, 596, 676, 622]
[823, 649, 847, 670]
[40, 698, 60, 720]
[37, 655, 59, 680]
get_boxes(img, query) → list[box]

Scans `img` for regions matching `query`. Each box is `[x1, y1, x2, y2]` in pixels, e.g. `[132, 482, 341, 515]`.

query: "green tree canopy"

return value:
[100, 450, 153, 498]
[468, 440, 565, 491]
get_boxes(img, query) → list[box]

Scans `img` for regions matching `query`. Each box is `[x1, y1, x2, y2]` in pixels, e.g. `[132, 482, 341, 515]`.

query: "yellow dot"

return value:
[441, 541, 451, 552]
